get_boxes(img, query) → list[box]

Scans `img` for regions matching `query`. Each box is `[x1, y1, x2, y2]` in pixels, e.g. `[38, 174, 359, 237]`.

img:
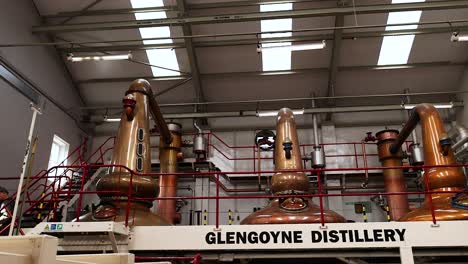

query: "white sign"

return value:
[129, 221, 468, 251]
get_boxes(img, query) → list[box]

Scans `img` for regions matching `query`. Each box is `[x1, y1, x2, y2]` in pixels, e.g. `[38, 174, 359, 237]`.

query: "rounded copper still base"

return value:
[400, 188, 468, 221]
[78, 202, 169, 226]
[241, 198, 346, 225]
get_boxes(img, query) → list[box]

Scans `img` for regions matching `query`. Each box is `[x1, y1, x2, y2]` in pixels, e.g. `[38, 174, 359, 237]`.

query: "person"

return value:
[0, 186, 13, 235]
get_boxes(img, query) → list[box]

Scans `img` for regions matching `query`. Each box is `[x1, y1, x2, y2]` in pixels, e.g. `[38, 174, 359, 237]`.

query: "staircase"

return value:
[0, 137, 115, 233]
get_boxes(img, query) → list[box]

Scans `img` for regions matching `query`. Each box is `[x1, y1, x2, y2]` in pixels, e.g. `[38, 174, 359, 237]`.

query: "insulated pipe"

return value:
[389, 103, 468, 221]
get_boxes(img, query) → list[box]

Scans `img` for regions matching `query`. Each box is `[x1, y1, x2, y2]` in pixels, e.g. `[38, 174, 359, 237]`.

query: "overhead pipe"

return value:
[82, 92, 464, 110]
[88, 102, 462, 122]
[241, 108, 345, 224]
[405, 89, 424, 166]
[389, 103, 468, 221]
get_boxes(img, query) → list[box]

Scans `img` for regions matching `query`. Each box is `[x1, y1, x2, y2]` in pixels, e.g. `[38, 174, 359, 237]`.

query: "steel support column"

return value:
[326, 13, 344, 121]
[177, 0, 205, 105]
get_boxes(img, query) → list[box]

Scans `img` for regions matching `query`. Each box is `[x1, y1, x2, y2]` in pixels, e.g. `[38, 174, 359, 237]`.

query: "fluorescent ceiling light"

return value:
[257, 41, 326, 52]
[260, 3, 293, 71]
[403, 103, 453, 110]
[257, 109, 304, 117]
[104, 117, 121, 122]
[68, 53, 131, 62]
[373, 65, 415, 70]
[130, 0, 180, 77]
[377, 0, 425, 66]
[451, 33, 468, 42]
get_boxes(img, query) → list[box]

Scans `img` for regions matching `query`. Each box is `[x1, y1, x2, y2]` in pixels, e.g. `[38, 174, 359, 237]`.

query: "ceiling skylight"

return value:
[130, 0, 180, 76]
[260, 3, 293, 71]
[377, 0, 425, 66]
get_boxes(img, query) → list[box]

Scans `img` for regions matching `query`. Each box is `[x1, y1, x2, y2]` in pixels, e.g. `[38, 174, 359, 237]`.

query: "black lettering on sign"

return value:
[339, 230, 348, 242]
[395, 229, 406, 241]
[205, 228, 406, 245]
[293, 231, 303, 243]
[354, 230, 364, 242]
[384, 229, 396, 242]
[329, 230, 339, 243]
[282, 231, 292, 243]
[217, 232, 226, 244]
[373, 229, 383, 242]
[311, 231, 322, 243]
[259, 232, 270, 244]
[237, 232, 246, 244]
[248, 232, 258, 244]
[226, 232, 235, 244]
[363, 230, 373, 242]
[206, 232, 215, 244]
[270, 231, 280, 243]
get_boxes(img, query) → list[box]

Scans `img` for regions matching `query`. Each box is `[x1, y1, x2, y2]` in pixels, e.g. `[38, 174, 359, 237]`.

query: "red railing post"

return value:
[423, 167, 437, 225]
[75, 166, 88, 222]
[317, 170, 325, 227]
[353, 143, 358, 168]
[216, 172, 220, 229]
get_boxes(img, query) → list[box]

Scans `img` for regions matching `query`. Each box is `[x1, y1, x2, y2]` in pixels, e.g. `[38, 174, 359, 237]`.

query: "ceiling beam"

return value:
[76, 61, 466, 84]
[54, 25, 468, 53]
[43, 0, 329, 19]
[32, 0, 468, 33]
[177, 0, 205, 105]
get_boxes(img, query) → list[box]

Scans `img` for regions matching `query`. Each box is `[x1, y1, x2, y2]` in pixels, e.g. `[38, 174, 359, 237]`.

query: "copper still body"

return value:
[241, 108, 346, 224]
[81, 79, 176, 226]
[376, 130, 410, 221]
[388, 103, 468, 221]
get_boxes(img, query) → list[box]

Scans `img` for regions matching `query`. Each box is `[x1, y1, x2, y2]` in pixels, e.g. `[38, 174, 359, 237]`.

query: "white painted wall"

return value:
[0, 0, 87, 193]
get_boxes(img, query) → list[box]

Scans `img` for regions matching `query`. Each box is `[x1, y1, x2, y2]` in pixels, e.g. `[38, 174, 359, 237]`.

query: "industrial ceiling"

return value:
[30, 0, 468, 131]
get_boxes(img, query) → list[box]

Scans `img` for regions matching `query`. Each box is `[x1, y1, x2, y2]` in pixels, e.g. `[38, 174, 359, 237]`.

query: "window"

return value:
[48, 135, 70, 177]
[377, 0, 425, 65]
[260, 3, 293, 71]
[130, 0, 180, 76]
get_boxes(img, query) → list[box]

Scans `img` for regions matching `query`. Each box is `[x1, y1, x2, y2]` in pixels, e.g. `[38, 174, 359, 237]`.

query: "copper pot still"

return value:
[241, 108, 345, 224]
[81, 79, 177, 226]
[388, 103, 468, 221]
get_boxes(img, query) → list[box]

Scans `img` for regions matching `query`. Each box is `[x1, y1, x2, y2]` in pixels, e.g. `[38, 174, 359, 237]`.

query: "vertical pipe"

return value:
[405, 89, 419, 145]
[257, 146, 261, 190]
[312, 98, 319, 147]
[376, 130, 410, 221]
[9, 105, 40, 236]
[317, 170, 325, 226]
[158, 123, 182, 224]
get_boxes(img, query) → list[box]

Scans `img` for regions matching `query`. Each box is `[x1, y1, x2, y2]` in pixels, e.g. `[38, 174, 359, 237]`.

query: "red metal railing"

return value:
[0, 132, 446, 236]
[4, 163, 465, 231]
[0, 136, 116, 233]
